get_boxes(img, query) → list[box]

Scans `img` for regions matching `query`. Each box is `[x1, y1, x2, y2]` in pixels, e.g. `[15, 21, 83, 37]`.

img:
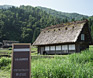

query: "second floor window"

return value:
[81, 34, 85, 40]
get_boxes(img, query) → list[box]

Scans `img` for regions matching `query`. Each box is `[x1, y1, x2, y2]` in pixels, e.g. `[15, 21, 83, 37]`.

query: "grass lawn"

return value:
[0, 46, 37, 56]
[0, 70, 10, 78]
[0, 46, 93, 78]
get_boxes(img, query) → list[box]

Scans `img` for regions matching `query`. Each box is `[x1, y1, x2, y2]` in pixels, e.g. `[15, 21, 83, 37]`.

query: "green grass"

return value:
[0, 57, 11, 78]
[0, 70, 10, 78]
[0, 49, 11, 53]
[0, 48, 11, 56]
[31, 46, 38, 55]
[0, 46, 93, 78]
[0, 46, 37, 55]
[31, 50, 93, 78]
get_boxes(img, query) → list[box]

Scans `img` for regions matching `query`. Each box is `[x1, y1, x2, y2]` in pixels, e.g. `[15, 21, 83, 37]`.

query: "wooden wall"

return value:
[76, 22, 90, 51]
[38, 43, 76, 55]
[77, 23, 92, 43]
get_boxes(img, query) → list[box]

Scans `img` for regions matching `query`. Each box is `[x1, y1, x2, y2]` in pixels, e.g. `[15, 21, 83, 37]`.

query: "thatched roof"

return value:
[33, 20, 88, 46]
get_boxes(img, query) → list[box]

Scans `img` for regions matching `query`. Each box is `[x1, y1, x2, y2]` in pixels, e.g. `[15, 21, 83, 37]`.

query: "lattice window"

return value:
[56, 45, 61, 50]
[45, 46, 49, 51]
[69, 44, 75, 50]
[50, 46, 55, 51]
[62, 45, 68, 50]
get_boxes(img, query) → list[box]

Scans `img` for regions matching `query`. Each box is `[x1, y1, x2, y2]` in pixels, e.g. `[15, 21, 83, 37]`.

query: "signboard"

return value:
[11, 43, 31, 78]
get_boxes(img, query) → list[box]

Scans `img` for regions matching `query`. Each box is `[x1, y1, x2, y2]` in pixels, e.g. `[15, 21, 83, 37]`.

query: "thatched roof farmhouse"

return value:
[33, 20, 92, 55]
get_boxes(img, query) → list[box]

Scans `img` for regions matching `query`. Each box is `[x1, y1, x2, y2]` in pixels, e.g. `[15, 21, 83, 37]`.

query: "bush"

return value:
[8, 47, 12, 50]
[0, 57, 11, 69]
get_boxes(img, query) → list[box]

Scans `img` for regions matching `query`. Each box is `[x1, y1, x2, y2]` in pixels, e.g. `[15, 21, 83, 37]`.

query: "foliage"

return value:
[0, 5, 12, 9]
[88, 16, 93, 40]
[31, 50, 93, 78]
[0, 46, 37, 55]
[0, 5, 92, 43]
[37, 6, 88, 21]
[0, 70, 10, 78]
[0, 46, 93, 78]
[0, 6, 62, 43]
[0, 57, 11, 70]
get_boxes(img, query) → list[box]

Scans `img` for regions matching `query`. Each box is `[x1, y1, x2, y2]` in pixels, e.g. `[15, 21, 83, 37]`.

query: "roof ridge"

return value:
[42, 20, 88, 31]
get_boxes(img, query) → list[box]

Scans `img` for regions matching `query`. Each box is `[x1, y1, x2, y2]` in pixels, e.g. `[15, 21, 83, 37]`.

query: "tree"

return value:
[32, 28, 40, 43]
[71, 18, 75, 22]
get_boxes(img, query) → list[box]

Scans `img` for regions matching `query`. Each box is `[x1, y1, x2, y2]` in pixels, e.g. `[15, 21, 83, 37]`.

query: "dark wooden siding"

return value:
[38, 43, 76, 55]
[38, 46, 41, 53]
[77, 23, 92, 43]
[75, 43, 80, 52]
[76, 23, 90, 51]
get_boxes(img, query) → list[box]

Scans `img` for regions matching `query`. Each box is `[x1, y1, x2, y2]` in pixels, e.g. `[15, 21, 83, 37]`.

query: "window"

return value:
[45, 46, 49, 51]
[50, 46, 55, 51]
[69, 44, 75, 50]
[62, 45, 68, 50]
[56, 45, 61, 50]
[81, 34, 85, 40]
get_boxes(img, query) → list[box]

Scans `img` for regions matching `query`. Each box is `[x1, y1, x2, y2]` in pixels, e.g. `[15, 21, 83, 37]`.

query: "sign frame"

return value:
[11, 43, 31, 78]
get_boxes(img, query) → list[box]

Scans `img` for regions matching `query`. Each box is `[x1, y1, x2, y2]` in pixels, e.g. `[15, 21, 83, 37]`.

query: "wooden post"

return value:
[55, 45, 56, 54]
[68, 45, 69, 53]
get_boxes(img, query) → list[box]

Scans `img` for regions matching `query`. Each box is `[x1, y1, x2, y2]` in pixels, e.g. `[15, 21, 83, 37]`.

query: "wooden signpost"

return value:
[11, 43, 31, 78]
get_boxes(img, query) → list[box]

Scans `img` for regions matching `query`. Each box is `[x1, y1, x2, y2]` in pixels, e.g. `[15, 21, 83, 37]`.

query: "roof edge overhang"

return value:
[33, 42, 76, 46]
[75, 22, 87, 42]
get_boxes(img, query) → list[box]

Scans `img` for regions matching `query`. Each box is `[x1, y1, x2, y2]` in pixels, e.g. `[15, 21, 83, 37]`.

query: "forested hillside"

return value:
[89, 16, 93, 40]
[37, 6, 88, 21]
[0, 5, 93, 43]
[0, 6, 62, 43]
[0, 5, 12, 9]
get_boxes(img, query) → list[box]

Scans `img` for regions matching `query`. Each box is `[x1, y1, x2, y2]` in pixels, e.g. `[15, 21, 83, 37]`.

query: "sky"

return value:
[0, 0, 93, 16]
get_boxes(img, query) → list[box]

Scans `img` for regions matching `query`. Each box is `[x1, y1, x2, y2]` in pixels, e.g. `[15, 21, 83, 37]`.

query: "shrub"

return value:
[0, 57, 11, 69]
